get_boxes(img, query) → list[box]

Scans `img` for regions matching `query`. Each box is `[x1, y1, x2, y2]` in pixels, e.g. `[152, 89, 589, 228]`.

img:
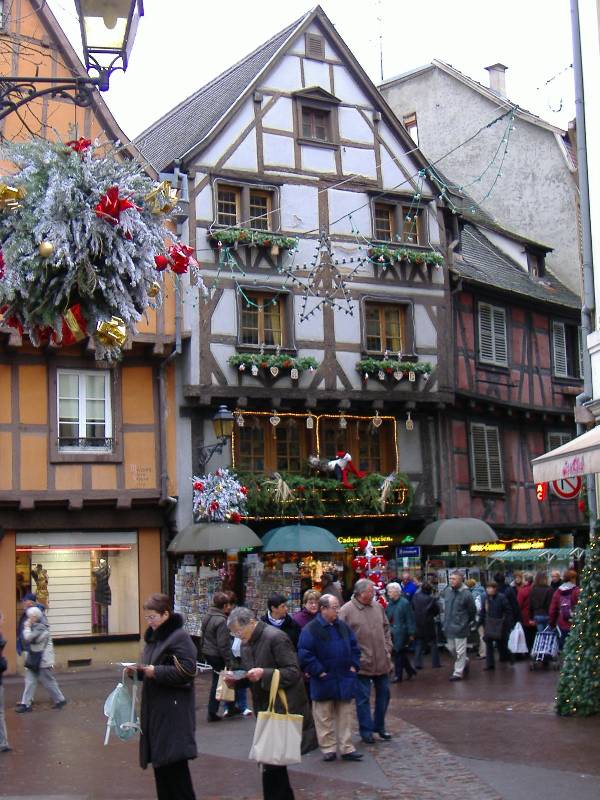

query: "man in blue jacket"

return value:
[298, 595, 363, 762]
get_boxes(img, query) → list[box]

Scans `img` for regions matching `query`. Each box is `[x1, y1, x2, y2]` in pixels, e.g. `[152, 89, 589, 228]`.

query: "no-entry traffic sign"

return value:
[550, 476, 583, 500]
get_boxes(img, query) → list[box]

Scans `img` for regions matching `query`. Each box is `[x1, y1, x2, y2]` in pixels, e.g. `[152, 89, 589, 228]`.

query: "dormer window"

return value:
[293, 87, 341, 149]
[527, 249, 545, 278]
[305, 32, 325, 60]
[302, 107, 331, 142]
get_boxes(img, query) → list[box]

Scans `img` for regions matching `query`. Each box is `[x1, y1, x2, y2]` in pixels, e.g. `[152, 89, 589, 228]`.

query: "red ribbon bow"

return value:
[66, 137, 92, 154]
[168, 243, 197, 274]
[95, 186, 137, 225]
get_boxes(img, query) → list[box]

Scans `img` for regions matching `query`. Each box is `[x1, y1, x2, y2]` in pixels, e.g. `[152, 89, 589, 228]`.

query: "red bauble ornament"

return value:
[230, 511, 242, 523]
[209, 500, 220, 512]
[193, 481, 204, 491]
[154, 254, 169, 271]
[168, 243, 197, 274]
[240, 486, 248, 495]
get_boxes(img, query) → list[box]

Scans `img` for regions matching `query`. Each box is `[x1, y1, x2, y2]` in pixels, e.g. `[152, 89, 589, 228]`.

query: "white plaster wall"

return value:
[341, 146, 377, 179]
[301, 145, 336, 173]
[262, 97, 294, 131]
[263, 133, 295, 167]
[332, 65, 370, 106]
[262, 55, 303, 92]
[483, 229, 528, 271]
[211, 291, 237, 336]
[195, 99, 254, 168]
[295, 297, 324, 339]
[413, 305, 437, 349]
[379, 123, 420, 187]
[339, 107, 373, 143]
[223, 129, 258, 172]
[194, 183, 213, 221]
[280, 185, 319, 233]
[329, 189, 370, 236]
[333, 301, 360, 343]
[398, 424, 422, 472]
[211, 343, 236, 378]
[335, 351, 361, 389]
[303, 58, 331, 91]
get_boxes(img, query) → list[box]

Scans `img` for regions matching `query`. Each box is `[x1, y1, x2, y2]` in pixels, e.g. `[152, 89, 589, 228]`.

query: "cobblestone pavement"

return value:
[1, 652, 599, 799]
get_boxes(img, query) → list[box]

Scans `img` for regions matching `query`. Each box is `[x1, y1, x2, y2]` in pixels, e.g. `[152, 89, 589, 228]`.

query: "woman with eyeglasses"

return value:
[133, 593, 198, 800]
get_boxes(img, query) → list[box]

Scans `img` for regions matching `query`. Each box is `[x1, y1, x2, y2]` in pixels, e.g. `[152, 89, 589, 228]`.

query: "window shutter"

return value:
[471, 423, 503, 491]
[470, 423, 489, 490]
[552, 322, 568, 377]
[547, 432, 572, 451]
[492, 307, 507, 365]
[485, 426, 503, 491]
[305, 33, 325, 60]
[478, 304, 494, 363]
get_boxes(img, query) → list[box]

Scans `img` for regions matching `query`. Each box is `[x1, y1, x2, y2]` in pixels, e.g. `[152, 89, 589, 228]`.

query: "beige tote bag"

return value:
[215, 670, 235, 702]
[248, 669, 303, 766]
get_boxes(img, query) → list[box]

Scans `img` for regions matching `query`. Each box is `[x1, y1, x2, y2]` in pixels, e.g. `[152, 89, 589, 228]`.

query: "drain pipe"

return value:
[158, 276, 182, 508]
[571, 0, 597, 537]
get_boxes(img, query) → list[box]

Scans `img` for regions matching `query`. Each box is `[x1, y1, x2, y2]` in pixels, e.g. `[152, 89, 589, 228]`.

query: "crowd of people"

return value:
[0, 565, 580, 800]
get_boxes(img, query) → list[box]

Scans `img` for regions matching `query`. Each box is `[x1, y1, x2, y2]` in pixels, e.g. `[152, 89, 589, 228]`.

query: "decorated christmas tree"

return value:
[556, 529, 600, 716]
[0, 136, 201, 359]
[192, 468, 248, 523]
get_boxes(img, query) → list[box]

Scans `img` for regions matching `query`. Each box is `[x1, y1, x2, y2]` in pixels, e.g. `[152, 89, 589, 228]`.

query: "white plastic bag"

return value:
[508, 622, 529, 654]
[104, 673, 141, 745]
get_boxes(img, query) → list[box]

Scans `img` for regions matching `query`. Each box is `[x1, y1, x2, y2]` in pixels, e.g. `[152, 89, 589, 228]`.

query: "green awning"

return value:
[261, 524, 344, 553]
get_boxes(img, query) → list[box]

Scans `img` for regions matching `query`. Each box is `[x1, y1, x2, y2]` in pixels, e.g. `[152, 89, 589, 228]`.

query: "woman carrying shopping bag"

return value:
[225, 607, 318, 800]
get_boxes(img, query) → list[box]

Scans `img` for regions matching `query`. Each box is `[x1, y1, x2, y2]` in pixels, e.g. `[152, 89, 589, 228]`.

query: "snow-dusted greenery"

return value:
[192, 468, 248, 523]
[0, 138, 171, 358]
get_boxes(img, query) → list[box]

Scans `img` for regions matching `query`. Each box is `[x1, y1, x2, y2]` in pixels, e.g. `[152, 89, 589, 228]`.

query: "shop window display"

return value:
[15, 533, 139, 638]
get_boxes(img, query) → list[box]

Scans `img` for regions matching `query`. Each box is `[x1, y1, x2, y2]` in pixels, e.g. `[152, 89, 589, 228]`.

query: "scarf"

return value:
[267, 612, 285, 627]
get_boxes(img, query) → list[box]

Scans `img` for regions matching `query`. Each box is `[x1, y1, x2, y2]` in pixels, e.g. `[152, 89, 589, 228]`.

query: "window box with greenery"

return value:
[367, 243, 443, 268]
[356, 357, 433, 384]
[229, 352, 319, 380]
[237, 471, 413, 519]
[208, 228, 298, 254]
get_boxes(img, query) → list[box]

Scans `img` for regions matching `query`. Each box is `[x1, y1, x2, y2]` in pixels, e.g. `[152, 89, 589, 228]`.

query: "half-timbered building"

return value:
[0, 2, 176, 672]
[136, 6, 452, 557]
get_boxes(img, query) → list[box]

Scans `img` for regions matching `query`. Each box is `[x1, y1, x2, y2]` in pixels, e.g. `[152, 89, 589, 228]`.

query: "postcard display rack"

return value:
[174, 562, 222, 636]
[244, 557, 302, 616]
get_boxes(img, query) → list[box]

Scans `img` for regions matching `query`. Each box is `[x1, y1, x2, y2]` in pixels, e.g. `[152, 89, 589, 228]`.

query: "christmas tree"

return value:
[555, 529, 600, 716]
[192, 468, 248, 523]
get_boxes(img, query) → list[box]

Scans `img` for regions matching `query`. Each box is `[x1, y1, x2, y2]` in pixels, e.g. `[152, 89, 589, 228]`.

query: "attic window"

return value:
[305, 32, 325, 60]
[527, 250, 545, 278]
[403, 112, 419, 145]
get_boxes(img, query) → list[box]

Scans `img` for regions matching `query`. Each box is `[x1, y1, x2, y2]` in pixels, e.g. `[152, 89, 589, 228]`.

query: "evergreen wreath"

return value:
[192, 468, 248, 523]
[0, 137, 188, 359]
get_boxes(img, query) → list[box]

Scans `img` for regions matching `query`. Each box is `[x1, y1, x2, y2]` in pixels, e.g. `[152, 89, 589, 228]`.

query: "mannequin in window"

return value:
[31, 564, 49, 608]
[93, 558, 111, 633]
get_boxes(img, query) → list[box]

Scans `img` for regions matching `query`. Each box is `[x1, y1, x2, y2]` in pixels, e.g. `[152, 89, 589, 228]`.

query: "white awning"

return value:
[531, 425, 600, 482]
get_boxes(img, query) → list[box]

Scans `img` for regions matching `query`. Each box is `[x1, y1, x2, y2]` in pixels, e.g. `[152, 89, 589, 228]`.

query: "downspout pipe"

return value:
[158, 276, 182, 508]
[571, 0, 596, 536]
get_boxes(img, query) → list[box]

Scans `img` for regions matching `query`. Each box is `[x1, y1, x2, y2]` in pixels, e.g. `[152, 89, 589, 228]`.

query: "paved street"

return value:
[2, 652, 600, 799]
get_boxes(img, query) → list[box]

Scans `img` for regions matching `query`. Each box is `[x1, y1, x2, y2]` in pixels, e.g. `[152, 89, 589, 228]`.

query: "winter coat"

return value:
[496, 583, 520, 627]
[529, 585, 553, 618]
[21, 618, 55, 668]
[469, 585, 487, 623]
[292, 607, 318, 630]
[338, 597, 392, 676]
[442, 584, 476, 639]
[400, 579, 418, 599]
[139, 613, 197, 770]
[240, 621, 318, 755]
[297, 615, 360, 702]
[260, 613, 301, 649]
[201, 607, 233, 666]
[16, 604, 46, 656]
[93, 564, 111, 605]
[412, 592, 440, 640]
[517, 584, 534, 628]
[0, 635, 7, 685]
[385, 596, 416, 652]
[480, 593, 510, 638]
[549, 582, 581, 632]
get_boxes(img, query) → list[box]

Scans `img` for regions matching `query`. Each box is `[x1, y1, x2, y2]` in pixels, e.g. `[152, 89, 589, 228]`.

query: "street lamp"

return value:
[0, 0, 144, 120]
[197, 406, 235, 473]
[76, 0, 144, 91]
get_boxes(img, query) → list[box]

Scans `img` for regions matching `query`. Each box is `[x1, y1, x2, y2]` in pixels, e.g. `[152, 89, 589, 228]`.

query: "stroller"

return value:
[529, 626, 560, 670]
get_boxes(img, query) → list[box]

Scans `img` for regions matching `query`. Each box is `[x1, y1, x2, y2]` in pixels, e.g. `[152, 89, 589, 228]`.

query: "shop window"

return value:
[237, 420, 266, 473]
[365, 303, 406, 353]
[216, 183, 276, 230]
[276, 419, 303, 473]
[470, 423, 504, 492]
[57, 370, 112, 451]
[240, 293, 285, 347]
[478, 302, 508, 367]
[372, 201, 424, 245]
[552, 321, 582, 379]
[235, 417, 305, 474]
[319, 418, 389, 474]
[15, 533, 139, 638]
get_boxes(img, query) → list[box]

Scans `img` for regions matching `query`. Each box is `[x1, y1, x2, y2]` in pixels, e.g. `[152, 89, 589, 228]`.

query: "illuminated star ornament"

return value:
[289, 232, 365, 322]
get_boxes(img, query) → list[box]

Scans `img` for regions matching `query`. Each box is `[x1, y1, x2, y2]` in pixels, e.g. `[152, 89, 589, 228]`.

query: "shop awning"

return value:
[261, 524, 345, 553]
[167, 522, 262, 554]
[415, 518, 498, 546]
[531, 425, 600, 482]
[478, 547, 586, 564]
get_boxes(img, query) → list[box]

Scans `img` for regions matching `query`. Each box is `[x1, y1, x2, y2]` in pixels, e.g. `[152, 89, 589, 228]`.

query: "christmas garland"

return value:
[367, 244, 444, 267]
[208, 228, 298, 251]
[0, 138, 193, 359]
[192, 468, 248, 523]
[229, 353, 319, 377]
[356, 358, 433, 381]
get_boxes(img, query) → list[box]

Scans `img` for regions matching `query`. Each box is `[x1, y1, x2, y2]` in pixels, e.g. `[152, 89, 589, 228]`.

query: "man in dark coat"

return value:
[412, 583, 441, 669]
[297, 594, 362, 762]
[226, 607, 318, 800]
[134, 593, 198, 800]
[261, 592, 301, 648]
[480, 581, 511, 668]
[201, 591, 234, 721]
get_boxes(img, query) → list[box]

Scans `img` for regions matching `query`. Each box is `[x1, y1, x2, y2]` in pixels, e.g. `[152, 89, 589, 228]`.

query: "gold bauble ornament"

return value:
[38, 240, 54, 258]
[96, 317, 127, 347]
[147, 281, 161, 298]
[0, 184, 25, 211]
[144, 180, 179, 215]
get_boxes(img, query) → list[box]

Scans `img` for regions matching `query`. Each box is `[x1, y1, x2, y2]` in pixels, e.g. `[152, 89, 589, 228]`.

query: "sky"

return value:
[47, 0, 576, 140]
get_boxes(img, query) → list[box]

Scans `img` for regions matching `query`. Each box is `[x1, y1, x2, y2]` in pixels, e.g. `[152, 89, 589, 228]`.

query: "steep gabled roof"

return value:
[134, 12, 310, 171]
[454, 224, 580, 310]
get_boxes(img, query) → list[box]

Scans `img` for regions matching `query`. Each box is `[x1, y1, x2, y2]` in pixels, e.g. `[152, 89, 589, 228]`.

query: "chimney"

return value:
[485, 63, 508, 97]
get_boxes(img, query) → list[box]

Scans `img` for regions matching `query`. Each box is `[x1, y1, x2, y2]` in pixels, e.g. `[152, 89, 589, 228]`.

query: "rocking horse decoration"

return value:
[352, 538, 388, 608]
[308, 451, 366, 489]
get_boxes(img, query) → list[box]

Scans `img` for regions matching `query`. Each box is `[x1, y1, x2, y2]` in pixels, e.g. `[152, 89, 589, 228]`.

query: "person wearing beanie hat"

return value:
[16, 593, 45, 657]
[15, 606, 66, 713]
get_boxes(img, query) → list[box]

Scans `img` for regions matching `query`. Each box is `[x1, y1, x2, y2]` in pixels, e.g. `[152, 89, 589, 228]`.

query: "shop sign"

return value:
[396, 546, 421, 557]
[469, 542, 507, 553]
[535, 482, 548, 501]
[469, 540, 547, 553]
[511, 540, 546, 550]
[337, 535, 395, 548]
